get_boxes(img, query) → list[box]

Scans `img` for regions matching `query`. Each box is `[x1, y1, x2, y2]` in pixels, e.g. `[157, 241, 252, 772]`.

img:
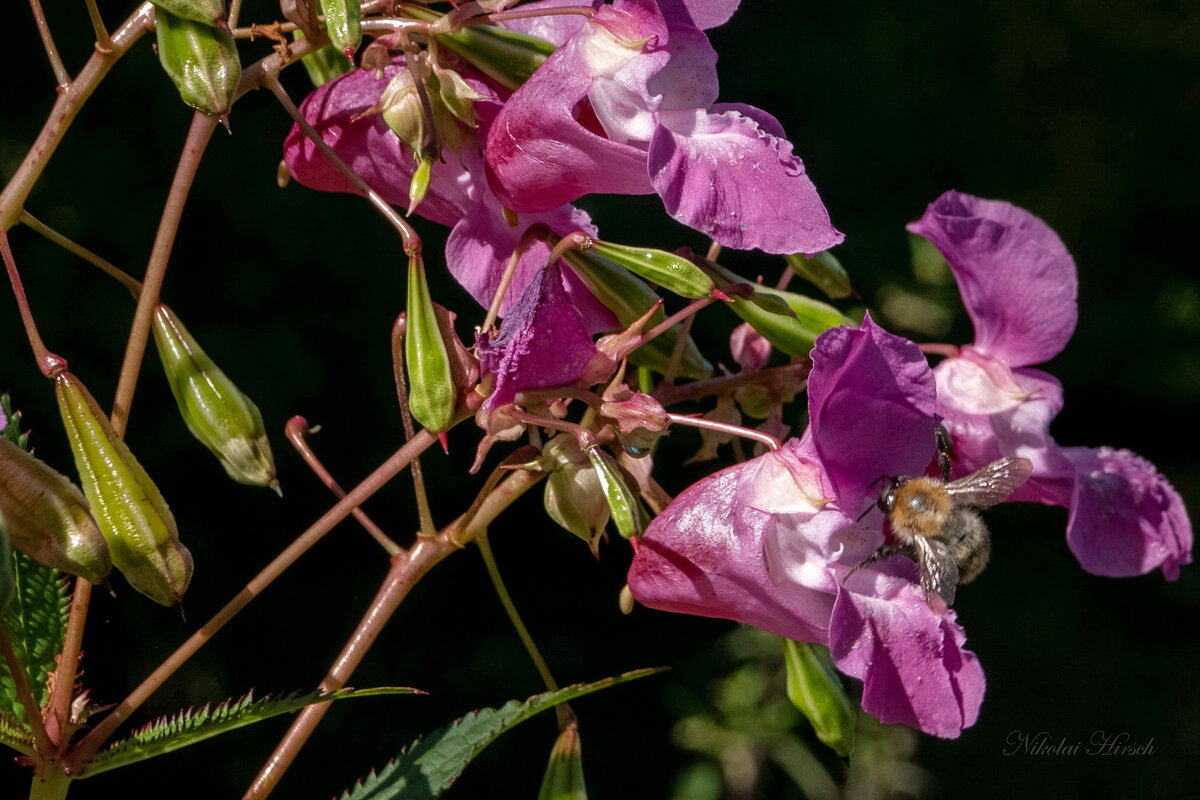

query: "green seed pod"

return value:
[403, 5, 555, 91]
[155, 8, 241, 117]
[0, 439, 112, 585]
[405, 255, 457, 433]
[783, 250, 853, 299]
[537, 722, 588, 800]
[562, 250, 712, 379]
[319, 0, 362, 60]
[584, 444, 647, 540]
[293, 30, 353, 88]
[150, 0, 226, 26]
[409, 155, 433, 216]
[152, 304, 278, 492]
[541, 437, 610, 555]
[783, 639, 856, 757]
[589, 240, 714, 299]
[56, 372, 193, 607]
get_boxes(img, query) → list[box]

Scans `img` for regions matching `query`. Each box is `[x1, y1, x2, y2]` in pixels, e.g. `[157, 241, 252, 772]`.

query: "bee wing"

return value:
[913, 536, 958, 608]
[944, 457, 1033, 509]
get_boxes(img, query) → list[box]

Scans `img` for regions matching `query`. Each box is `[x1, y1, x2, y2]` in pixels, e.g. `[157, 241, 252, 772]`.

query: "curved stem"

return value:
[43, 578, 92, 747]
[1, 226, 68, 378]
[28, 0, 70, 89]
[110, 111, 218, 433]
[19, 210, 143, 297]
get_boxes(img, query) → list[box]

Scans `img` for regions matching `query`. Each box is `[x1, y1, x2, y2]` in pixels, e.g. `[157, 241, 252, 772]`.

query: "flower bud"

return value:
[730, 323, 772, 371]
[583, 443, 647, 539]
[155, 8, 241, 117]
[152, 304, 278, 492]
[378, 70, 429, 156]
[318, 0, 361, 60]
[783, 250, 853, 299]
[56, 372, 192, 607]
[0, 439, 112, 585]
[588, 240, 714, 299]
[150, 0, 225, 26]
[599, 388, 668, 458]
[405, 255, 457, 433]
[562, 250, 711, 379]
[783, 639, 856, 757]
[537, 722, 588, 800]
[541, 436, 610, 555]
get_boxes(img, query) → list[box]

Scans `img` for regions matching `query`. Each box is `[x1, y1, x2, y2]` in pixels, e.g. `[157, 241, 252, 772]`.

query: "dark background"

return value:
[2, 1, 1197, 798]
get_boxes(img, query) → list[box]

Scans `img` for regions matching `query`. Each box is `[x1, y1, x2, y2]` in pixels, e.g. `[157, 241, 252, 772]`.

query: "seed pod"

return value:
[0, 439, 112, 585]
[783, 639, 856, 757]
[152, 304, 278, 492]
[409, 155, 433, 217]
[150, 0, 226, 26]
[588, 240, 714, 299]
[56, 372, 192, 607]
[319, 0, 362, 61]
[155, 8, 241, 117]
[562, 250, 712, 379]
[404, 5, 554, 90]
[405, 255, 457, 433]
[537, 722, 588, 800]
[541, 437, 610, 555]
[583, 444, 647, 539]
[783, 250, 853, 299]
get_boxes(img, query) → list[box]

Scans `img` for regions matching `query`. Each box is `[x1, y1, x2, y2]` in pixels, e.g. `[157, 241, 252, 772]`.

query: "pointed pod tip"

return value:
[438, 431, 450, 454]
[269, 479, 283, 498]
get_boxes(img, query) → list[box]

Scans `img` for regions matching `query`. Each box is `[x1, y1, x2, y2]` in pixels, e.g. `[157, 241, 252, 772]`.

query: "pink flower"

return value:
[486, 0, 842, 254]
[908, 190, 1192, 579]
[629, 316, 986, 738]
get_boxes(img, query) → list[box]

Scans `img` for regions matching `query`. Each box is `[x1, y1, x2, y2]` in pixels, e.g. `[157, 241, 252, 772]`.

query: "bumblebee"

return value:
[864, 456, 1033, 609]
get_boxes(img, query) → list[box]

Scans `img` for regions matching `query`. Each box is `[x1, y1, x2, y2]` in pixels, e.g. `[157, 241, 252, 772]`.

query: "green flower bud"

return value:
[150, 0, 226, 26]
[0, 439, 112, 585]
[583, 444, 647, 539]
[56, 372, 193, 607]
[155, 8, 241, 117]
[562, 250, 712, 379]
[783, 639, 856, 757]
[538, 722, 588, 800]
[293, 30, 353, 88]
[318, 0, 362, 60]
[783, 250, 853, 299]
[588, 240, 714, 299]
[152, 304, 278, 492]
[405, 255, 457, 433]
[704, 260, 850, 357]
[541, 437, 610, 555]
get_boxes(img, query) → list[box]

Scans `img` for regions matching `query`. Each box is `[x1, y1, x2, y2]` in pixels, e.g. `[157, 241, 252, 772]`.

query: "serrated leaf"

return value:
[0, 709, 36, 756]
[80, 686, 421, 777]
[1, 552, 70, 724]
[340, 668, 665, 800]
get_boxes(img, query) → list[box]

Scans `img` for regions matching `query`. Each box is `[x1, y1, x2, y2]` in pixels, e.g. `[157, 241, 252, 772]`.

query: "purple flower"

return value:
[486, 0, 842, 254]
[282, 60, 614, 333]
[629, 316, 986, 737]
[908, 190, 1192, 579]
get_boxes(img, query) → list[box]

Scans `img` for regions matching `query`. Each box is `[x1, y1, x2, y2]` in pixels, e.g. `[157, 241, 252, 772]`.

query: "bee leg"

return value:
[846, 545, 909, 582]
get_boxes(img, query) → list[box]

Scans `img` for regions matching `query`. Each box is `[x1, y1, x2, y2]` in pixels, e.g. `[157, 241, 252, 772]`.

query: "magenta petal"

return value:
[282, 64, 478, 228]
[831, 577, 985, 739]
[1063, 447, 1193, 580]
[477, 263, 597, 408]
[660, 0, 742, 29]
[628, 444, 843, 643]
[485, 44, 654, 212]
[648, 104, 843, 254]
[907, 191, 1078, 368]
[807, 315, 936, 508]
[497, 0, 597, 45]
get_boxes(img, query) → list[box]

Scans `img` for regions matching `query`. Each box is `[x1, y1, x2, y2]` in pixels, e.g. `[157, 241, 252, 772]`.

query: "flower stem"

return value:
[43, 577, 92, 747]
[0, 226, 68, 378]
[390, 315, 437, 537]
[654, 362, 810, 407]
[0, 621, 54, 757]
[27, 767, 70, 800]
[666, 412, 780, 451]
[82, 0, 114, 52]
[19, 210, 143, 297]
[28, 0, 70, 89]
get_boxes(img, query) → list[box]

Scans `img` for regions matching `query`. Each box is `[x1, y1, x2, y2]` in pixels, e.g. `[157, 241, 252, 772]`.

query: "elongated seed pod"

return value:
[155, 8, 241, 117]
[55, 372, 192, 607]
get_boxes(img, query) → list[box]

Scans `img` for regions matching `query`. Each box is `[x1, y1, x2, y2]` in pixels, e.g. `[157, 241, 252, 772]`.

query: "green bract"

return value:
[405, 256, 456, 433]
[153, 304, 278, 492]
[0, 439, 112, 585]
[538, 723, 588, 800]
[783, 639, 856, 757]
[55, 372, 192, 607]
[319, 0, 362, 60]
[589, 240, 714, 299]
[155, 8, 241, 117]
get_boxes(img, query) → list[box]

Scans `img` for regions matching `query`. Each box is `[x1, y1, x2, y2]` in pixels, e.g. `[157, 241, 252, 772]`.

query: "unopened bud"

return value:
[379, 70, 427, 155]
[730, 323, 772, 371]
[56, 373, 192, 606]
[405, 255, 457, 433]
[155, 9, 241, 117]
[599, 390, 668, 458]
[783, 639, 856, 757]
[541, 437, 610, 554]
[588, 240, 714, 299]
[0, 439, 112, 584]
[318, 0, 362, 60]
[153, 304, 278, 492]
[783, 250, 853, 299]
[537, 722, 588, 800]
[150, 0, 225, 26]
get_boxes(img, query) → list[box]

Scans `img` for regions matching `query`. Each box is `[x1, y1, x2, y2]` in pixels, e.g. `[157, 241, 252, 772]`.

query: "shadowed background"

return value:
[1, 1, 1197, 798]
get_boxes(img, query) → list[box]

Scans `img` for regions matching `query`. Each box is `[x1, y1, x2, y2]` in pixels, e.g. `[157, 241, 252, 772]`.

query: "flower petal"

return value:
[648, 104, 843, 254]
[830, 575, 985, 739]
[1063, 447, 1193, 580]
[907, 190, 1078, 368]
[660, 0, 742, 30]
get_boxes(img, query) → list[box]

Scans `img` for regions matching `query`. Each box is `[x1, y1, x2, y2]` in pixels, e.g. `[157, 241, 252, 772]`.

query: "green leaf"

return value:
[0, 710, 36, 757]
[80, 686, 421, 778]
[0, 551, 69, 724]
[340, 668, 665, 800]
